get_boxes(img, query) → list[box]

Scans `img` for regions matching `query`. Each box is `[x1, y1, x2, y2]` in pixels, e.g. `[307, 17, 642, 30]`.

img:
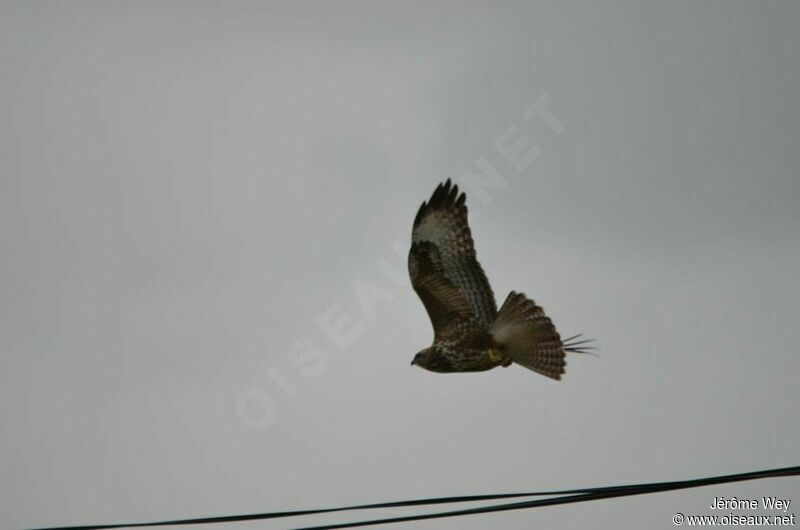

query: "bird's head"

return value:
[410, 347, 453, 372]
[410, 348, 428, 367]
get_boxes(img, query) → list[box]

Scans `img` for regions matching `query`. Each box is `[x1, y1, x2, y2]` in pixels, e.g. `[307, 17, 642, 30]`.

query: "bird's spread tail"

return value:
[488, 291, 594, 380]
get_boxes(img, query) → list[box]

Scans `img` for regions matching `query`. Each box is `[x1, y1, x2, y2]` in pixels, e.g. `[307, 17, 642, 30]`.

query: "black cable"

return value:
[30, 489, 589, 530]
[294, 465, 800, 530]
[31, 464, 800, 530]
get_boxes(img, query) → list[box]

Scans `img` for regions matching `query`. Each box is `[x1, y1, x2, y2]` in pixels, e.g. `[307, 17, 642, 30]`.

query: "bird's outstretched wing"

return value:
[408, 180, 497, 338]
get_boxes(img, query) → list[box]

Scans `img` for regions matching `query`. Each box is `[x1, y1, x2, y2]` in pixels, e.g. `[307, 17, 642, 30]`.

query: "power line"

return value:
[295, 465, 800, 530]
[32, 464, 800, 530]
[31, 489, 592, 530]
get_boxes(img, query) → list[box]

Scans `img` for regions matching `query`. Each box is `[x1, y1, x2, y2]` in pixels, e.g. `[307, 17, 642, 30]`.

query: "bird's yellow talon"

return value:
[488, 348, 502, 362]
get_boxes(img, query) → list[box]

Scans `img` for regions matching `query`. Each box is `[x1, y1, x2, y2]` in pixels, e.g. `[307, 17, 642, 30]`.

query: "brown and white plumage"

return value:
[408, 179, 593, 379]
[410, 180, 496, 328]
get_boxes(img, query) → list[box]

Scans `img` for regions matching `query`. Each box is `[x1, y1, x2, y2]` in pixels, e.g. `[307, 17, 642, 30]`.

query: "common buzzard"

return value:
[409, 180, 592, 379]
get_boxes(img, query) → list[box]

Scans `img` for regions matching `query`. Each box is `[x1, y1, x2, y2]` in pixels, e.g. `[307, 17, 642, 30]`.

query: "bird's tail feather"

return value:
[489, 291, 594, 380]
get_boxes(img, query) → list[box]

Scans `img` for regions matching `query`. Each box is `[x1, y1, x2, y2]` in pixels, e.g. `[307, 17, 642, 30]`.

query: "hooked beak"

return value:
[410, 359, 416, 366]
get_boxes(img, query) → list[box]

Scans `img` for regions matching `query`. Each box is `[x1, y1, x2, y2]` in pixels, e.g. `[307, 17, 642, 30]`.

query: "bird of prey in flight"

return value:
[409, 180, 593, 379]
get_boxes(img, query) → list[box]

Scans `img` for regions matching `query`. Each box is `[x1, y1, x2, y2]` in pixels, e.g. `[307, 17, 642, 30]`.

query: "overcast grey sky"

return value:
[2, 1, 799, 529]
